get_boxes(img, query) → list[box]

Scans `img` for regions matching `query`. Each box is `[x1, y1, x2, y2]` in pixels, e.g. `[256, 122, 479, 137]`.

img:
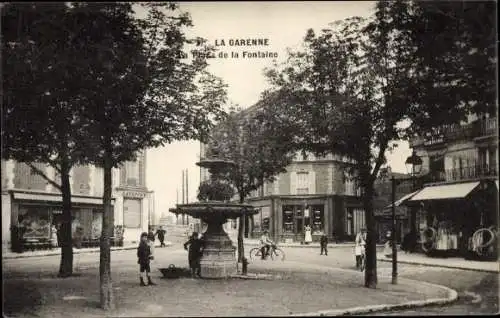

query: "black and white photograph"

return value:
[1, 1, 498, 317]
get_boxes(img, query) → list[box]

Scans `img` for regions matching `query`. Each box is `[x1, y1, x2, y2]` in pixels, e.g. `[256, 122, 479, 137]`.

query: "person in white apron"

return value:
[304, 225, 312, 244]
[384, 230, 393, 258]
[354, 228, 367, 268]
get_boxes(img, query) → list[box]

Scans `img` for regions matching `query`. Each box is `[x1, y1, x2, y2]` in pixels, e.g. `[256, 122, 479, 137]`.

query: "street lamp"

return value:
[404, 151, 423, 236]
[389, 151, 422, 285]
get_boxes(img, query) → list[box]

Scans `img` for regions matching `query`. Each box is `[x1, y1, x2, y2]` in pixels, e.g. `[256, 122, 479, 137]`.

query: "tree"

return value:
[262, 0, 495, 288]
[205, 105, 295, 262]
[373, 0, 497, 130]
[66, 3, 227, 310]
[2, 2, 97, 277]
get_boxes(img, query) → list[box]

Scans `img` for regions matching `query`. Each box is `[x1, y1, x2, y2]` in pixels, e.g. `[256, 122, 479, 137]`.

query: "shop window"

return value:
[262, 206, 270, 231]
[345, 209, 353, 236]
[18, 206, 51, 239]
[91, 210, 103, 239]
[283, 206, 294, 233]
[254, 206, 271, 233]
[123, 198, 142, 228]
[311, 205, 324, 234]
[352, 208, 366, 234]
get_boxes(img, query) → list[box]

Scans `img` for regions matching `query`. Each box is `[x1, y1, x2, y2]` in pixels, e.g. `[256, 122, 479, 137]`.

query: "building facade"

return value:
[1, 151, 155, 252]
[406, 114, 498, 256]
[199, 138, 365, 243]
[244, 152, 364, 243]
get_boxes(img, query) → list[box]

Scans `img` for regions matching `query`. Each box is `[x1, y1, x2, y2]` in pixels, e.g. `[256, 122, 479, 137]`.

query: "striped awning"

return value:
[385, 190, 422, 209]
[409, 181, 480, 201]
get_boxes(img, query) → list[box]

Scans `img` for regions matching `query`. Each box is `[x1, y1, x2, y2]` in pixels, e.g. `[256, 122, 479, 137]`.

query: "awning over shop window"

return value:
[409, 181, 480, 201]
[12, 191, 114, 205]
[385, 190, 422, 209]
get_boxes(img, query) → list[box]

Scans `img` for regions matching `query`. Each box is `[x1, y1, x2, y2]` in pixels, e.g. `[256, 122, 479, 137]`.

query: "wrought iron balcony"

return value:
[409, 117, 497, 148]
[426, 163, 498, 183]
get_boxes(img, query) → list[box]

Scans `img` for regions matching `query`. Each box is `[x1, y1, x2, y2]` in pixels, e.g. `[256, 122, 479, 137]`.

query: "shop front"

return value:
[408, 179, 498, 259]
[248, 194, 363, 243]
[8, 190, 114, 252]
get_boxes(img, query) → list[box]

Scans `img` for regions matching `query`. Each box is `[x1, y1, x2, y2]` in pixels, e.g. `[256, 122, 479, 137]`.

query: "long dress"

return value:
[304, 227, 312, 243]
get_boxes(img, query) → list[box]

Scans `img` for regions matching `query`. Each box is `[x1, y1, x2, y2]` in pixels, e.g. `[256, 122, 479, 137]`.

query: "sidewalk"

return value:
[2, 241, 173, 260]
[3, 255, 456, 317]
[377, 252, 499, 273]
[244, 238, 385, 248]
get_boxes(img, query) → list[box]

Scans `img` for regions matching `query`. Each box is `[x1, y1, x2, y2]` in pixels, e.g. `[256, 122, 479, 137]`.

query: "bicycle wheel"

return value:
[270, 248, 285, 261]
[359, 255, 366, 272]
[249, 247, 262, 261]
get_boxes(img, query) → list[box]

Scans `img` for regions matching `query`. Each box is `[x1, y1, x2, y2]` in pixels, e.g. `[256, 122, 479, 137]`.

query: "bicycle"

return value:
[249, 244, 285, 261]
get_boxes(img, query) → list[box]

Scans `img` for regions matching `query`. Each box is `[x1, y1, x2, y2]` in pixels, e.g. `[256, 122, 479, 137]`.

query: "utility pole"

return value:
[391, 176, 398, 285]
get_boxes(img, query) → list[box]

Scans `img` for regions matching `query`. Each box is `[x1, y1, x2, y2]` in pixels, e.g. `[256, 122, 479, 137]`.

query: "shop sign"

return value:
[123, 191, 146, 199]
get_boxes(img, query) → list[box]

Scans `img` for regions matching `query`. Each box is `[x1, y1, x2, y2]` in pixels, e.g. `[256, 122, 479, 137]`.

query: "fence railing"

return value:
[427, 163, 498, 183]
[409, 117, 498, 147]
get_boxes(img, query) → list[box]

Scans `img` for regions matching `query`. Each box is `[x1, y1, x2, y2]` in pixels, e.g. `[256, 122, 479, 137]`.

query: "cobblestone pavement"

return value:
[2, 244, 498, 316]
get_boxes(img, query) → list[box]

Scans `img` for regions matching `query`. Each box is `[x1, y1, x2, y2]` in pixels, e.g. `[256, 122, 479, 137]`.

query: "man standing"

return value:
[155, 226, 167, 247]
[320, 234, 328, 256]
[184, 232, 204, 278]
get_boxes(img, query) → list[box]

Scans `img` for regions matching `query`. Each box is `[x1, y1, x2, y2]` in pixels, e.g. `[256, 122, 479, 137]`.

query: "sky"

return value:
[144, 1, 412, 220]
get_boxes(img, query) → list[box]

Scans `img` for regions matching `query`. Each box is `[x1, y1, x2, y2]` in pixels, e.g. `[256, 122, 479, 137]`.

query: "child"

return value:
[184, 232, 204, 278]
[320, 234, 328, 256]
[137, 232, 156, 286]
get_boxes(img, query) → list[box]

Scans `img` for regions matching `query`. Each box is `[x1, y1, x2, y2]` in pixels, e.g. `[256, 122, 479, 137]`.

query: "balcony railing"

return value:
[426, 163, 498, 183]
[409, 117, 497, 147]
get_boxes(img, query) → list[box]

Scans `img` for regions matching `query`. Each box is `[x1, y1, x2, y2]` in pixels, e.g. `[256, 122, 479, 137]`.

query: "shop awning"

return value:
[385, 190, 422, 209]
[12, 191, 114, 205]
[409, 181, 480, 201]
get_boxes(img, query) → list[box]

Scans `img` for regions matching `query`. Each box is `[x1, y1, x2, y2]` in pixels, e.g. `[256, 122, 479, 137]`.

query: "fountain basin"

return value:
[170, 201, 258, 279]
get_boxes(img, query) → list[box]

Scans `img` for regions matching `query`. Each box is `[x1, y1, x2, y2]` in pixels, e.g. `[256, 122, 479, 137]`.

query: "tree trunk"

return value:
[100, 155, 115, 310]
[363, 181, 378, 288]
[58, 160, 73, 277]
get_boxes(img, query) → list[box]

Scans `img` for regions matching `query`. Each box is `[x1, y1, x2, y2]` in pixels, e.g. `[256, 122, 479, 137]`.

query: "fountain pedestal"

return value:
[199, 220, 236, 278]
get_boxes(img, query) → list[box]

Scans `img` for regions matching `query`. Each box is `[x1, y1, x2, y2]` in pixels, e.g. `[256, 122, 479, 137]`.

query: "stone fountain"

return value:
[169, 158, 258, 279]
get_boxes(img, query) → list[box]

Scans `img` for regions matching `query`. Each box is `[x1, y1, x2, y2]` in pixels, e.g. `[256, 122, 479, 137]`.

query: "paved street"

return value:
[2, 244, 498, 316]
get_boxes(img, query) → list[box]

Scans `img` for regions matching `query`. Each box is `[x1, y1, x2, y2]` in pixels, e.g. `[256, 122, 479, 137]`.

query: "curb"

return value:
[377, 257, 499, 274]
[3, 242, 173, 260]
[286, 265, 458, 317]
[295, 279, 457, 316]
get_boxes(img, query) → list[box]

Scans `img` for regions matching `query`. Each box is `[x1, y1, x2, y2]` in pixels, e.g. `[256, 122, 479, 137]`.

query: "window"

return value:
[125, 160, 140, 186]
[311, 205, 324, 234]
[352, 208, 366, 234]
[283, 206, 294, 233]
[262, 206, 270, 231]
[91, 209, 103, 239]
[345, 209, 353, 235]
[123, 199, 142, 228]
[297, 172, 309, 194]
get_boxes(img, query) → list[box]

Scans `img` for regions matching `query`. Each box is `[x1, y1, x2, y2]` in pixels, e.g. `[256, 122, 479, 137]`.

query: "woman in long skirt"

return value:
[304, 225, 312, 245]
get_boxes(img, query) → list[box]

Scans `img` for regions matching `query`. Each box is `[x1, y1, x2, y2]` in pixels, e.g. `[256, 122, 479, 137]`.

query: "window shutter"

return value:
[309, 171, 316, 194]
[290, 171, 297, 195]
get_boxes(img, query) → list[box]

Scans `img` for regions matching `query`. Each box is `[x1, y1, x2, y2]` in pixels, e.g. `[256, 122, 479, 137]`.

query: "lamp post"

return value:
[405, 151, 423, 241]
[388, 150, 422, 285]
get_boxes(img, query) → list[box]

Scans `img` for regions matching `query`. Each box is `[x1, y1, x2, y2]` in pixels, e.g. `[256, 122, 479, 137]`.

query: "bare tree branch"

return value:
[27, 162, 62, 190]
